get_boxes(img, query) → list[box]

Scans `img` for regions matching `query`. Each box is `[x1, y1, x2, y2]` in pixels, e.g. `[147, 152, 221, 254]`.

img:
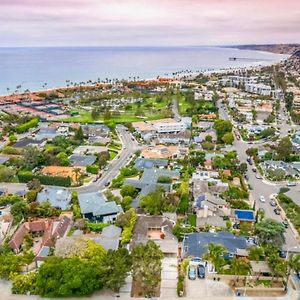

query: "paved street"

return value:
[74, 124, 140, 194]
[0, 125, 139, 195]
[217, 99, 299, 249]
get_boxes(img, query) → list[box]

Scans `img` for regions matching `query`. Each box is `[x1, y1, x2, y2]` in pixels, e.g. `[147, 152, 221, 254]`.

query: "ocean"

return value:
[0, 46, 288, 95]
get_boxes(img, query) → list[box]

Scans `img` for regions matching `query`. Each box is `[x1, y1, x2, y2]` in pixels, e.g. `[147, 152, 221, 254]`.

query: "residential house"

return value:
[197, 128, 217, 143]
[263, 160, 300, 178]
[73, 145, 108, 155]
[82, 124, 111, 145]
[37, 187, 72, 210]
[69, 154, 97, 167]
[9, 214, 71, 254]
[13, 138, 46, 149]
[124, 167, 180, 206]
[182, 231, 248, 259]
[134, 158, 168, 171]
[40, 166, 84, 184]
[131, 215, 178, 257]
[141, 145, 188, 159]
[91, 225, 121, 250]
[78, 191, 122, 223]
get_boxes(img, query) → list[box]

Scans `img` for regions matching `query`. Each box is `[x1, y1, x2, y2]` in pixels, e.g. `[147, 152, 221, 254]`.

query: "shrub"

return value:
[120, 209, 137, 245]
[0, 195, 22, 207]
[86, 165, 99, 174]
[120, 185, 137, 198]
[157, 175, 172, 184]
[86, 222, 109, 233]
[15, 118, 39, 134]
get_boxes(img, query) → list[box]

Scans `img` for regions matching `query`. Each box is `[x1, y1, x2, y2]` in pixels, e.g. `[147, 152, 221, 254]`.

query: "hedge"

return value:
[18, 171, 71, 187]
[15, 118, 39, 134]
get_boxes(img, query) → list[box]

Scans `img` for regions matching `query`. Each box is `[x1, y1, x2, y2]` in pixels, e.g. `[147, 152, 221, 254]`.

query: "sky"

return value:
[1, 0, 300, 47]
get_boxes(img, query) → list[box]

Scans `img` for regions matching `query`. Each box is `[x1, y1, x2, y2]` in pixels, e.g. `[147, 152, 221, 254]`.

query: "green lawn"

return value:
[63, 96, 172, 124]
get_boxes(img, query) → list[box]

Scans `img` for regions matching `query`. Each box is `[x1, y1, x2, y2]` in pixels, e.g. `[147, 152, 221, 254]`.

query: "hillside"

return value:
[230, 44, 300, 55]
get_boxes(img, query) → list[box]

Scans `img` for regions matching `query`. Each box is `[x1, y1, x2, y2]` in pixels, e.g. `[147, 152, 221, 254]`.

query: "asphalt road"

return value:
[217, 99, 299, 249]
[0, 125, 140, 195]
[74, 124, 140, 194]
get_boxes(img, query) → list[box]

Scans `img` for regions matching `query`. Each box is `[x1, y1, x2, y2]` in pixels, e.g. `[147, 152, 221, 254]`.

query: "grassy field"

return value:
[63, 96, 172, 123]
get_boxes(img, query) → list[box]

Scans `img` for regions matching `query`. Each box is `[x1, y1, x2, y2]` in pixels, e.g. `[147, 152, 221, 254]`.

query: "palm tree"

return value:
[72, 167, 81, 186]
[204, 243, 226, 272]
[249, 246, 265, 262]
[231, 257, 250, 285]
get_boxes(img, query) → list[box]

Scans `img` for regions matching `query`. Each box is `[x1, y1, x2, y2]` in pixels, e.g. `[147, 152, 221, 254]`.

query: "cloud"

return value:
[0, 0, 299, 46]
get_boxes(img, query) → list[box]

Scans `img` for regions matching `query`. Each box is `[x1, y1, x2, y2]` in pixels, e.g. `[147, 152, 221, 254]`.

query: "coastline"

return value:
[0, 47, 289, 99]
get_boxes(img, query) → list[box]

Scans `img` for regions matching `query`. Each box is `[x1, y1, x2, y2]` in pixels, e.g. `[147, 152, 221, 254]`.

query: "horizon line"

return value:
[0, 43, 299, 49]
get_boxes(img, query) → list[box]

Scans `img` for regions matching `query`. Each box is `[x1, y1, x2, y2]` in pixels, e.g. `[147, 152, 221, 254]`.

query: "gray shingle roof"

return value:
[69, 154, 97, 167]
[37, 187, 71, 210]
[134, 158, 168, 171]
[78, 192, 122, 216]
[183, 231, 247, 258]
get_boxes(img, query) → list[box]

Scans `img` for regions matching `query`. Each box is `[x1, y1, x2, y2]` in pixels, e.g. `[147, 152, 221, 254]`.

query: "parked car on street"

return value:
[259, 196, 265, 202]
[287, 182, 297, 187]
[274, 208, 281, 215]
[188, 266, 197, 280]
[282, 219, 289, 228]
[269, 200, 276, 207]
[197, 265, 205, 279]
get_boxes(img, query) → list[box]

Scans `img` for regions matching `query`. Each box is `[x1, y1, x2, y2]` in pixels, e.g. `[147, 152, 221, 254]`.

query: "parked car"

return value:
[287, 182, 297, 187]
[104, 181, 110, 187]
[255, 174, 262, 179]
[259, 196, 265, 202]
[104, 166, 109, 171]
[279, 250, 287, 258]
[191, 257, 202, 264]
[269, 200, 277, 207]
[274, 208, 281, 215]
[296, 271, 300, 279]
[197, 265, 205, 279]
[252, 167, 257, 172]
[188, 266, 197, 280]
[282, 219, 289, 228]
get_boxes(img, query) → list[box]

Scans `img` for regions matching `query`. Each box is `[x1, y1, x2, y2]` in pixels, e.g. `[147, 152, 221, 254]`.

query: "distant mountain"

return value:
[228, 44, 300, 55]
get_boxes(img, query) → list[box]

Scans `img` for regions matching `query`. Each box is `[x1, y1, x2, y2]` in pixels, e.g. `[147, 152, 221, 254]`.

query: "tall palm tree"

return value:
[204, 243, 226, 272]
[72, 167, 81, 186]
[231, 257, 250, 284]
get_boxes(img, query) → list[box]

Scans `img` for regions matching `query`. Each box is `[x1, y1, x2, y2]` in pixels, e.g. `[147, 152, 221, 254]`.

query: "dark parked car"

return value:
[197, 265, 205, 279]
[188, 266, 197, 280]
[279, 250, 287, 258]
[252, 168, 257, 172]
[274, 208, 281, 215]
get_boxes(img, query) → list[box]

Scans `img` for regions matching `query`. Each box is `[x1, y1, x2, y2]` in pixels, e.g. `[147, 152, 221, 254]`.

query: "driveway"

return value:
[160, 257, 178, 299]
[186, 277, 234, 299]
